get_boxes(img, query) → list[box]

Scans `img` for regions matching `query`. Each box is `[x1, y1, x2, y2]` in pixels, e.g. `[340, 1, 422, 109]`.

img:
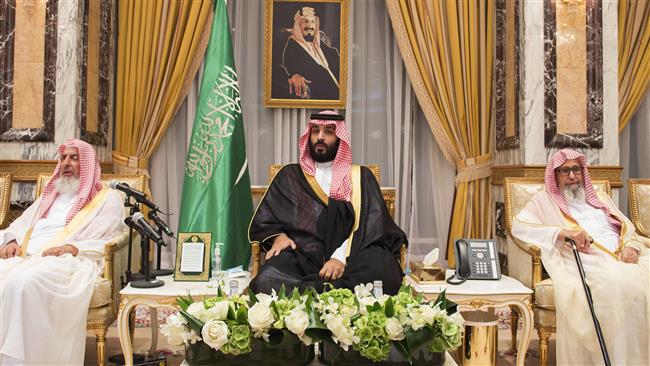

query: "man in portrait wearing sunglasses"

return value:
[511, 149, 648, 365]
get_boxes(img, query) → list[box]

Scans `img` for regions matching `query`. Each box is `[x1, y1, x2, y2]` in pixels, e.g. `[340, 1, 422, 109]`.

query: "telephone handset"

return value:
[446, 239, 501, 285]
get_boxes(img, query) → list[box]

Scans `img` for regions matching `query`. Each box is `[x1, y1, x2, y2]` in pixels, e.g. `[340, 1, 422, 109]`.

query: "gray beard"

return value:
[55, 176, 80, 195]
[562, 184, 586, 204]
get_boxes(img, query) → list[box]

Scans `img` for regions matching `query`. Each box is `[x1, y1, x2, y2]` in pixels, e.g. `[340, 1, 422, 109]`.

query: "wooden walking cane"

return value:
[566, 239, 612, 366]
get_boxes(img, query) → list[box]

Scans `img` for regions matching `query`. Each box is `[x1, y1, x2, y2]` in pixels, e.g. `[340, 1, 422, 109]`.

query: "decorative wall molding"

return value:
[0, 160, 113, 182]
[491, 164, 623, 187]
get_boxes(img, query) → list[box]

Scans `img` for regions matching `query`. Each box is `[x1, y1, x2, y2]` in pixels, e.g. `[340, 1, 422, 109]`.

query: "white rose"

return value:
[255, 293, 274, 306]
[201, 319, 229, 350]
[248, 302, 275, 332]
[160, 313, 187, 346]
[385, 317, 405, 341]
[407, 307, 427, 331]
[358, 297, 376, 315]
[187, 302, 209, 322]
[420, 305, 437, 325]
[285, 308, 309, 336]
[339, 304, 357, 318]
[325, 316, 357, 350]
[206, 300, 230, 320]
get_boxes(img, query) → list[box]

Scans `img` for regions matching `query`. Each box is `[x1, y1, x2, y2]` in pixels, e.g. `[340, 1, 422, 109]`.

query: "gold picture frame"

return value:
[174, 232, 212, 282]
[263, 0, 349, 109]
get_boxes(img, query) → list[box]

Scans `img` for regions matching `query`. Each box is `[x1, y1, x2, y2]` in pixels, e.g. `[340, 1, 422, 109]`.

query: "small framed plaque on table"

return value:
[174, 232, 212, 281]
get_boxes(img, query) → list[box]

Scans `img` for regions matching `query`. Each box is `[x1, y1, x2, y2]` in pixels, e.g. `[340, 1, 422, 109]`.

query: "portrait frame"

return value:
[174, 232, 212, 282]
[264, 0, 349, 109]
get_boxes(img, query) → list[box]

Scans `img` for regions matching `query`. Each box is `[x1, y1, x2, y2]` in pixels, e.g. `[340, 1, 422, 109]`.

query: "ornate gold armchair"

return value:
[35, 173, 144, 366]
[504, 177, 611, 366]
[251, 164, 406, 278]
[628, 178, 650, 238]
[0, 173, 11, 229]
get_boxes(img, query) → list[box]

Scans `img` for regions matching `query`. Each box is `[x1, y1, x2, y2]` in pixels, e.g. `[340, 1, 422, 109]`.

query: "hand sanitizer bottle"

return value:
[373, 280, 383, 297]
[212, 243, 224, 280]
[229, 280, 239, 296]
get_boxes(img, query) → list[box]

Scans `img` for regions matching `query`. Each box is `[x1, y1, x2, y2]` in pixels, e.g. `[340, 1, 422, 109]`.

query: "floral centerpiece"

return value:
[162, 282, 464, 365]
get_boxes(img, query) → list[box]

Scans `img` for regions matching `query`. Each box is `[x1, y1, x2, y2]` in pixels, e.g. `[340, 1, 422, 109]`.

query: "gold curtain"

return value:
[114, 0, 213, 179]
[619, 0, 650, 132]
[386, 0, 494, 266]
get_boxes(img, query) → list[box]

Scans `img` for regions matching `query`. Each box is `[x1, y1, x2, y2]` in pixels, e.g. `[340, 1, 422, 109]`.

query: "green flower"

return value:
[429, 337, 446, 353]
[442, 318, 459, 338]
[352, 307, 390, 362]
[232, 324, 250, 341]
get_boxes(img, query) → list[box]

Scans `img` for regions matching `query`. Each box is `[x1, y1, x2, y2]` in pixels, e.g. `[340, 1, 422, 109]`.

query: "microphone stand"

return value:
[150, 224, 173, 276]
[566, 239, 612, 366]
[131, 234, 164, 288]
[122, 195, 141, 286]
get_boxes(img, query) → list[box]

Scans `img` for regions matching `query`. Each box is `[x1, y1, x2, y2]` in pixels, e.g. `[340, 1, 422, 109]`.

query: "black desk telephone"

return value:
[446, 239, 501, 285]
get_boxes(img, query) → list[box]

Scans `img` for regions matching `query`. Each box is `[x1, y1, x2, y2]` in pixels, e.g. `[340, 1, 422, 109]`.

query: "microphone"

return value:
[148, 210, 175, 238]
[109, 180, 159, 211]
[125, 212, 165, 245]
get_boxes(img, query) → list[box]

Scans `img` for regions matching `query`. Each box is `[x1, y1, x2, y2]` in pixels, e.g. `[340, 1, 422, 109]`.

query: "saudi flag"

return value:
[178, 0, 252, 270]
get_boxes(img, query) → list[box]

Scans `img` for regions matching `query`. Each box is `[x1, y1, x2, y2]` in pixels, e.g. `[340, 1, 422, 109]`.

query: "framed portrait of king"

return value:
[264, 0, 349, 109]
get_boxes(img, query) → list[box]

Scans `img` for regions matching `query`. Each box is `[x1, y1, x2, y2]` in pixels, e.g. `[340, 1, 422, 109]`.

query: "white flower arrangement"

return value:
[163, 283, 464, 364]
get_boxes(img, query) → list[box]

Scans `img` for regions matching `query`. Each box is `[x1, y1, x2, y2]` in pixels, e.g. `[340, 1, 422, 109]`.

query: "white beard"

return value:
[562, 184, 585, 204]
[54, 176, 80, 195]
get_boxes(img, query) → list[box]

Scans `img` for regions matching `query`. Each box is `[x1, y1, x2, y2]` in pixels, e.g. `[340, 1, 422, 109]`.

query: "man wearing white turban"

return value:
[512, 149, 649, 365]
[0, 139, 125, 365]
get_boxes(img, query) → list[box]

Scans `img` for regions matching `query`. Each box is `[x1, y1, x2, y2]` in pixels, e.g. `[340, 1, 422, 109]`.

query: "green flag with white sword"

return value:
[178, 0, 252, 270]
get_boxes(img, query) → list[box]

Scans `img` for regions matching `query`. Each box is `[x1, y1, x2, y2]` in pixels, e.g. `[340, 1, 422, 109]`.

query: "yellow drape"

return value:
[619, 0, 650, 132]
[114, 0, 213, 182]
[386, 0, 494, 266]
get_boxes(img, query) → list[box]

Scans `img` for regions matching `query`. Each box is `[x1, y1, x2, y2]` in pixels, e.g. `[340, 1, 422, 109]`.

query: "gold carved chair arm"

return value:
[251, 241, 262, 279]
[506, 233, 543, 290]
[103, 230, 142, 310]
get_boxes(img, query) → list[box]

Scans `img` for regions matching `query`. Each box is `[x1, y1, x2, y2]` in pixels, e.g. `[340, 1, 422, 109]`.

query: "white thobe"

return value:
[513, 190, 649, 365]
[566, 200, 620, 253]
[0, 189, 125, 365]
[315, 161, 348, 264]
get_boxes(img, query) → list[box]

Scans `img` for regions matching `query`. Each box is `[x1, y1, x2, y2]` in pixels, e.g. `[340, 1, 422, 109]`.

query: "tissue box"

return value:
[409, 261, 446, 284]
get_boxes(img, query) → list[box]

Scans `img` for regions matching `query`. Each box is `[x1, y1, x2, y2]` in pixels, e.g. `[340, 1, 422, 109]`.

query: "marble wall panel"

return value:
[80, 0, 110, 146]
[0, 0, 57, 142]
[496, 0, 521, 151]
[522, 0, 546, 165]
[544, 0, 603, 149]
[599, 0, 618, 166]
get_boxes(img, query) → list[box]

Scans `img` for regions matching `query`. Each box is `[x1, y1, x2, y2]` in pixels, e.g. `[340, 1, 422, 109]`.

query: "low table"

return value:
[405, 274, 533, 366]
[117, 274, 251, 366]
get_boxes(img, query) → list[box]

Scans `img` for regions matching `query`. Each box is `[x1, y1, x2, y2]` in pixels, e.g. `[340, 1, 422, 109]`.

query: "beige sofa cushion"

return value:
[89, 276, 111, 309]
[534, 278, 555, 310]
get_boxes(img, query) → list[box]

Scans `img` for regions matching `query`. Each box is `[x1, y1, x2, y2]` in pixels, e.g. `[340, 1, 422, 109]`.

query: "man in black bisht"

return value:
[249, 111, 407, 295]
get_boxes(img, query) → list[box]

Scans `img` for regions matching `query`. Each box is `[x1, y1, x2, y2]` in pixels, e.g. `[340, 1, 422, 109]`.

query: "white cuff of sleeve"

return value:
[330, 239, 348, 265]
[624, 242, 641, 253]
[1, 232, 17, 247]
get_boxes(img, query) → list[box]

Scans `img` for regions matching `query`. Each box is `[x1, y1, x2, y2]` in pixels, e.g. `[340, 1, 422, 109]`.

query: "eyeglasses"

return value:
[555, 166, 582, 177]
